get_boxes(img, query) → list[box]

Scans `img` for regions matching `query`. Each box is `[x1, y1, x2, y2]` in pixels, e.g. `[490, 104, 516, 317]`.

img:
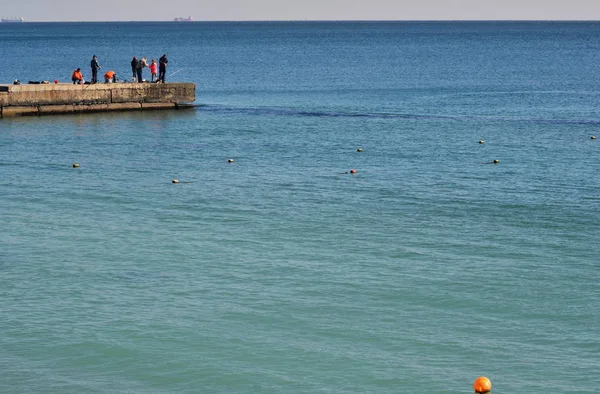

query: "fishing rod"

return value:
[167, 68, 185, 79]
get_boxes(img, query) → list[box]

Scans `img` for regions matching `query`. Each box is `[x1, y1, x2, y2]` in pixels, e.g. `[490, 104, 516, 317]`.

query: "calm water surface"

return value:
[1, 22, 599, 393]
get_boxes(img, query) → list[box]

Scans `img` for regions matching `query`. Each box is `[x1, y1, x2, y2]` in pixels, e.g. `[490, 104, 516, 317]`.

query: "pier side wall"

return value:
[0, 83, 195, 118]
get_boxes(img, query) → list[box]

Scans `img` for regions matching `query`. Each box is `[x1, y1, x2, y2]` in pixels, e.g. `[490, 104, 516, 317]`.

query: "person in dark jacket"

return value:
[90, 55, 101, 84]
[158, 54, 168, 83]
[131, 56, 138, 82]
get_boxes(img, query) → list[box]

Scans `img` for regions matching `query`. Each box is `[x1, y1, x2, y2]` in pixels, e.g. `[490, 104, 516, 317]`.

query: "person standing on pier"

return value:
[149, 59, 158, 82]
[136, 57, 148, 83]
[159, 54, 168, 83]
[90, 55, 101, 84]
[131, 56, 138, 82]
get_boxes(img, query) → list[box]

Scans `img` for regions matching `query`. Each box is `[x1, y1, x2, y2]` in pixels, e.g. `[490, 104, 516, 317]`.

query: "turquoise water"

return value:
[1, 22, 600, 393]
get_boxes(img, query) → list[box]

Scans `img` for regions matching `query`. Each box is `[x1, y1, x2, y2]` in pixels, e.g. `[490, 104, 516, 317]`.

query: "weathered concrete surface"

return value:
[0, 82, 195, 118]
[2, 106, 39, 117]
[141, 102, 176, 110]
[38, 103, 143, 114]
[112, 84, 193, 104]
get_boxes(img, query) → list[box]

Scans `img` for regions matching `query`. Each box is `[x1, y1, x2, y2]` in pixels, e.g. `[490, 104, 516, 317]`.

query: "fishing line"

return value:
[167, 68, 185, 79]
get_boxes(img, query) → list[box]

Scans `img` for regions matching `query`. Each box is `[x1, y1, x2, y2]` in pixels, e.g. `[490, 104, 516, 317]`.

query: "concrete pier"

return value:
[0, 82, 195, 118]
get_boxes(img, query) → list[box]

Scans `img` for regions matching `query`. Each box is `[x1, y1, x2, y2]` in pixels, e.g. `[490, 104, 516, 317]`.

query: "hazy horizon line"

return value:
[3, 18, 600, 23]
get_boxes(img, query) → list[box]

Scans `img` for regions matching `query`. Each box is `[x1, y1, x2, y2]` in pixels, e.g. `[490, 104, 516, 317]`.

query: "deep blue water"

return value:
[1, 21, 600, 393]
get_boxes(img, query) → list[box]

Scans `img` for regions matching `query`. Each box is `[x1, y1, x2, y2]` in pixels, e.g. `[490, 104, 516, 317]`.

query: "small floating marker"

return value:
[493, 159, 500, 164]
[479, 140, 485, 144]
[228, 159, 235, 163]
[592, 136, 597, 140]
[172, 179, 179, 184]
[350, 169, 357, 174]
[473, 376, 492, 393]
[72, 163, 80, 168]
[357, 148, 364, 152]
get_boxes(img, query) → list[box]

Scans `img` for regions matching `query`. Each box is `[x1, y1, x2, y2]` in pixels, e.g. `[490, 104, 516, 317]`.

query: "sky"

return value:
[2, 0, 600, 22]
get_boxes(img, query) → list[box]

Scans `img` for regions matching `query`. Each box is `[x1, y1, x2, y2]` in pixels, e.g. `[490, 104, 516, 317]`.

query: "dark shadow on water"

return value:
[198, 104, 600, 126]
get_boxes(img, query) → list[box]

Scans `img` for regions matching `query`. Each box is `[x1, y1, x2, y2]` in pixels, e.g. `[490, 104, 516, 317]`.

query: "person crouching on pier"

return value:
[104, 70, 118, 83]
[72, 68, 85, 84]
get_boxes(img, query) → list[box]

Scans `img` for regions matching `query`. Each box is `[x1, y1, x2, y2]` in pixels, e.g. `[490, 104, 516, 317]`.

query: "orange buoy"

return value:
[350, 169, 357, 174]
[474, 376, 492, 393]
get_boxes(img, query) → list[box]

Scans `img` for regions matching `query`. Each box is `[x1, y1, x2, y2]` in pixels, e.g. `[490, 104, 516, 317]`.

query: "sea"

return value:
[1, 21, 599, 393]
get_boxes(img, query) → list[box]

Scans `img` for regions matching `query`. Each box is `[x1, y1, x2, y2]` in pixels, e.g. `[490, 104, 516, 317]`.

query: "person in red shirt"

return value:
[104, 70, 118, 83]
[71, 68, 84, 84]
[149, 59, 158, 82]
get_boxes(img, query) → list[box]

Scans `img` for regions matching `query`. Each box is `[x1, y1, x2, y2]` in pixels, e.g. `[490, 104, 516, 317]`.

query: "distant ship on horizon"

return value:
[173, 16, 194, 22]
[1, 17, 25, 23]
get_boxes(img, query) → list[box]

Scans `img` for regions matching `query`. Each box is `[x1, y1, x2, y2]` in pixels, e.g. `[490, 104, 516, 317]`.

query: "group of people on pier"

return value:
[130, 55, 168, 83]
[71, 54, 168, 84]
